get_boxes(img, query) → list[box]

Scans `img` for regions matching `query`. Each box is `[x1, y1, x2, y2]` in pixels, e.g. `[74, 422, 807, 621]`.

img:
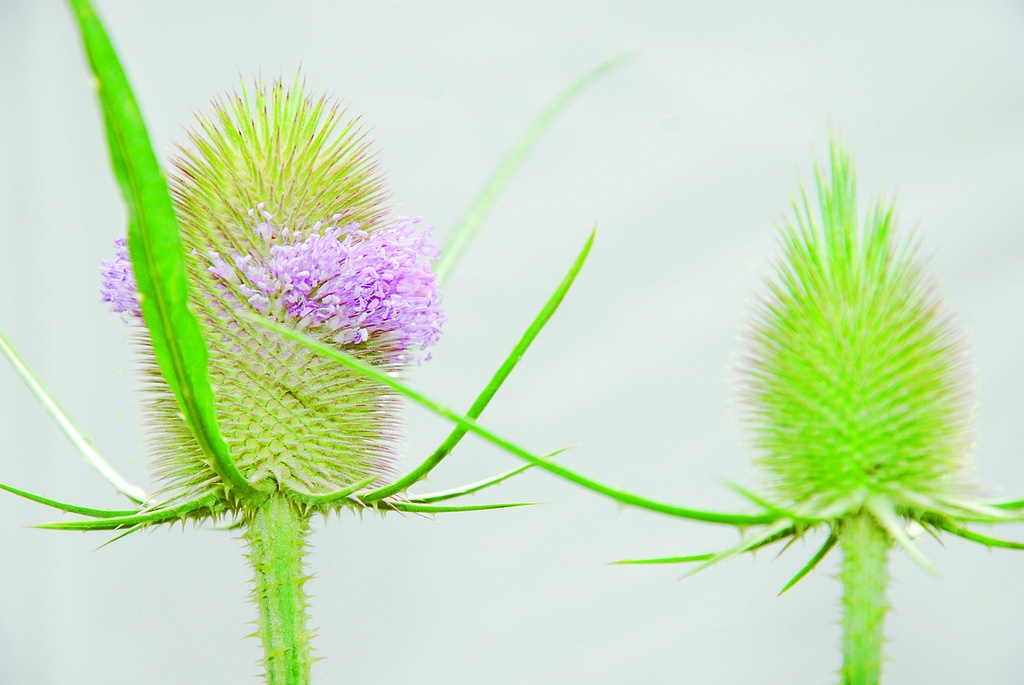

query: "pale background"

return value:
[1, 2, 1023, 683]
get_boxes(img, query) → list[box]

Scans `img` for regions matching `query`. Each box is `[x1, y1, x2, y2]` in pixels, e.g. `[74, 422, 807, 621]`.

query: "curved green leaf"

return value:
[0, 482, 139, 518]
[67, 0, 258, 502]
[365, 230, 595, 503]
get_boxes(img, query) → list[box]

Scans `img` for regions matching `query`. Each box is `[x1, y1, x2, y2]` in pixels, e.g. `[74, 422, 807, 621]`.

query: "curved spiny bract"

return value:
[740, 143, 973, 518]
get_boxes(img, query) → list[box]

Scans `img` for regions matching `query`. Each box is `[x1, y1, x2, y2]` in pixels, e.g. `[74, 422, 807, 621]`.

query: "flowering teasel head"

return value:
[100, 81, 445, 510]
[0, 6, 602, 551]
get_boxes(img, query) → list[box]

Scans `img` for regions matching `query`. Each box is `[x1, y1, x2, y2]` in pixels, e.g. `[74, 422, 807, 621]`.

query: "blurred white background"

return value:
[1, 1, 1023, 683]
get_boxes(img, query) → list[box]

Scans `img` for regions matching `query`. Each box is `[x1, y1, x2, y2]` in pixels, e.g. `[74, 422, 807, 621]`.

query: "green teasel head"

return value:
[740, 141, 974, 517]
[101, 78, 445, 506]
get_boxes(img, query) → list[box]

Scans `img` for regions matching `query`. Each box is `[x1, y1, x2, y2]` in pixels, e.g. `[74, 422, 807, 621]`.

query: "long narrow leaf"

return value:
[248, 313, 777, 527]
[435, 55, 630, 282]
[0, 330, 145, 503]
[67, 0, 257, 501]
[365, 229, 595, 503]
[36, 495, 217, 531]
[0, 482, 139, 518]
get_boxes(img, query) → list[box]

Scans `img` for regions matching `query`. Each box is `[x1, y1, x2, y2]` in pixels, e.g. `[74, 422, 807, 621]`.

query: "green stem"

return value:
[839, 512, 890, 685]
[246, 493, 313, 685]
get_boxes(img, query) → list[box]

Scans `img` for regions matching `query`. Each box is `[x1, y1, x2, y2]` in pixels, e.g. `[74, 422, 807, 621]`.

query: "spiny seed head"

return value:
[740, 142, 973, 513]
[101, 78, 444, 503]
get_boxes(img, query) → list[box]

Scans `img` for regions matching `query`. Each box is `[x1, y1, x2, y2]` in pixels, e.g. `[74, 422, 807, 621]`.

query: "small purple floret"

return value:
[100, 238, 142, 320]
[101, 208, 445, 358]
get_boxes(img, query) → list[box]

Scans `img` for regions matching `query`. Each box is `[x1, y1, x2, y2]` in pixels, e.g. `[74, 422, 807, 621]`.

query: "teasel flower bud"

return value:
[740, 143, 974, 519]
[101, 80, 445, 507]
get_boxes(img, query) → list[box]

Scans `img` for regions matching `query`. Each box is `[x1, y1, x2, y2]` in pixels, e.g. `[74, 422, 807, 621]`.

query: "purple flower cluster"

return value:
[100, 238, 142, 320]
[102, 206, 445, 357]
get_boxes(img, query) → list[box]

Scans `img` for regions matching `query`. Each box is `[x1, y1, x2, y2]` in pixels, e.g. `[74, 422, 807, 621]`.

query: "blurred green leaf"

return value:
[436, 55, 630, 282]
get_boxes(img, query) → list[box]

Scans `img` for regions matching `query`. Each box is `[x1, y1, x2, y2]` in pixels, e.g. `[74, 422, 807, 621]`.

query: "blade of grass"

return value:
[247, 312, 776, 527]
[67, 0, 258, 502]
[0, 330, 146, 503]
[364, 229, 595, 503]
[435, 55, 630, 282]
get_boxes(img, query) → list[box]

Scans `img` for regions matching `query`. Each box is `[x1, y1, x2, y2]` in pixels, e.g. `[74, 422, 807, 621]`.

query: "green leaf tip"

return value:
[611, 554, 715, 565]
[778, 529, 838, 595]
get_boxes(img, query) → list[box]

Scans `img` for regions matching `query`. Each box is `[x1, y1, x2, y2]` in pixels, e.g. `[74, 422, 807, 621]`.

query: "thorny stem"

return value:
[246, 493, 313, 685]
[839, 512, 890, 685]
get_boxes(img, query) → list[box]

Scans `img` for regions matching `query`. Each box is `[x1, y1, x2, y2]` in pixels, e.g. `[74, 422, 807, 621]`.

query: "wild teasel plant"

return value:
[0, 1, 619, 683]
[270, 141, 1024, 685]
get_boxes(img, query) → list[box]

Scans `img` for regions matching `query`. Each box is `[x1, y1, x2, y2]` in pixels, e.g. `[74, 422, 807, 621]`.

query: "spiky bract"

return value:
[741, 143, 972, 515]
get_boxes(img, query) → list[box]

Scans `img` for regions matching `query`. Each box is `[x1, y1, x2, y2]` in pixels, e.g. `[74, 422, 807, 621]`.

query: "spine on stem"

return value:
[839, 513, 890, 685]
[246, 493, 313, 685]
